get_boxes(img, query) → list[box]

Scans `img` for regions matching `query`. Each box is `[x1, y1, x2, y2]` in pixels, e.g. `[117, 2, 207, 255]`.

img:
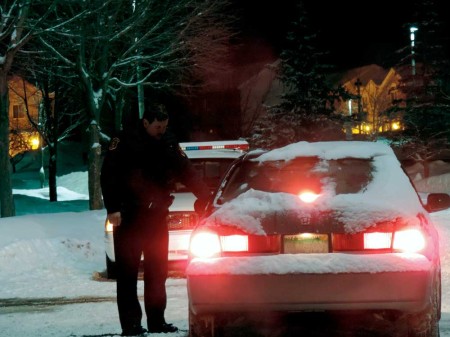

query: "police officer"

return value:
[100, 103, 210, 336]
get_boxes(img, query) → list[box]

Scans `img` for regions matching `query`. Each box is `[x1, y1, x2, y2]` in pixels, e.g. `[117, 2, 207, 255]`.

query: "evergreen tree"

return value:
[249, 1, 348, 149]
[397, 0, 450, 161]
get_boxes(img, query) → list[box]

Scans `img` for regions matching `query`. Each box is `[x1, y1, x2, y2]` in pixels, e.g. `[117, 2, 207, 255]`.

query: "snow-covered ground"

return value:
[2, 170, 191, 336]
[2, 144, 450, 336]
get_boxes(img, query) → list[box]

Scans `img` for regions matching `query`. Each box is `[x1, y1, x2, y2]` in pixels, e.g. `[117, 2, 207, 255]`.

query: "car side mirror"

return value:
[426, 193, 450, 212]
[216, 196, 226, 205]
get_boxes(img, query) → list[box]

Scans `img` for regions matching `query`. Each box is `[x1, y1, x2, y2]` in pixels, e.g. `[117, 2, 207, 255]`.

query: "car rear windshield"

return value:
[219, 157, 373, 202]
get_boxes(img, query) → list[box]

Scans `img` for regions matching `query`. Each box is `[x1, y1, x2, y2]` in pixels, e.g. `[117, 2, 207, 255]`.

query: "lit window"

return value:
[13, 105, 25, 119]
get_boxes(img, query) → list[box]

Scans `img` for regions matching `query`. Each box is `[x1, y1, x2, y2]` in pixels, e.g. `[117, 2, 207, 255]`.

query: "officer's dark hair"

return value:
[142, 103, 169, 123]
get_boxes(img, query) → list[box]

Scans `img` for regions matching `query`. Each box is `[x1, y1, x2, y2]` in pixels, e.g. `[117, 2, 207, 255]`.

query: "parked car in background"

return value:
[104, 140, 249, 279]
[186, 141, 449, 337]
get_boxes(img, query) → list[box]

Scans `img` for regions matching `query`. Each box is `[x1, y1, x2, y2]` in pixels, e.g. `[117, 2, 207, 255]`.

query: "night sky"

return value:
[235, 0, 447, 70]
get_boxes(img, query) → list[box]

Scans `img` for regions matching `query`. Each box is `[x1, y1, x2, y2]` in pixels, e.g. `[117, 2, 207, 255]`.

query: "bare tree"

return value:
[37, 0, 234, 210]
[0, 0, 58, 217]
[10, 69, 85, 201]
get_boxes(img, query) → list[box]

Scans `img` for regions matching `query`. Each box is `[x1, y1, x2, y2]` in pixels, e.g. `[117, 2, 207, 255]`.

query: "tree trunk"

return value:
[0, 79, 15, 217]
[48, 143, 57, 201]
[88, 122, 103, 210]
[47, 80, 58, 202]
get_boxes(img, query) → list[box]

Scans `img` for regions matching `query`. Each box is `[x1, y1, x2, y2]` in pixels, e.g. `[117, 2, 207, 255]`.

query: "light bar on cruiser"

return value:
[180, 141, 249, 152]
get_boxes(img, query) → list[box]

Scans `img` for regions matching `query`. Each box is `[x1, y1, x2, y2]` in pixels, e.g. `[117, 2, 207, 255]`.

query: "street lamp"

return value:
[133, 0, 144, 120]
[30, 134, 40, 150]
[410, 25, 418, 75]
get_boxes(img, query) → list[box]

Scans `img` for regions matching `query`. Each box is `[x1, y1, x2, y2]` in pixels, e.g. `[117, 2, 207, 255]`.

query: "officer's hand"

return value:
[107, 212, 122, 227]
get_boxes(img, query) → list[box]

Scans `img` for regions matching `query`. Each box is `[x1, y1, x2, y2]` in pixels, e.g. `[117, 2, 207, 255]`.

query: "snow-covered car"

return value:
[186, 141, 450, 337]
[104, 140, 249, 279]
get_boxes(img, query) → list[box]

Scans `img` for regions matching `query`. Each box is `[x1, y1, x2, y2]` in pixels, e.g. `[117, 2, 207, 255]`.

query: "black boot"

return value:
[147, 323, 178, 333]
[121, 325, 147, 336]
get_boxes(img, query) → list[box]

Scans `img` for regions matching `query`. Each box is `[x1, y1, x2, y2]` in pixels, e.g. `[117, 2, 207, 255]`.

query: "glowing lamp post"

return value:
[410, 25, 418, 75]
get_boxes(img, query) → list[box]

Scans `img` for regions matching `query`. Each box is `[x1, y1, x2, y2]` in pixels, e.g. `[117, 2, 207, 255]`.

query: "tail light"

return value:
[190, 231, 222, 258]
[189, 229, 280, 259]
[221, 235, 249, 252]
[333, 227, 427, 254]
[393, 229, 426, 252]
[190, 223, 430, 259]
[363, 232, 392, 249]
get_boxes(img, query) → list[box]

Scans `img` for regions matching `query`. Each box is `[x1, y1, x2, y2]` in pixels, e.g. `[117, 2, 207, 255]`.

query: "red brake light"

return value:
[190, 232, 221, 258]
[298, 191, 320, 203]
[333, 226, 427, 253]
[393, 229, 426, 252]
[364, 232, 392, 249]
[221, 235, 249, 252]
[190, 226, 280, 259]
[189, 232, 249, 259]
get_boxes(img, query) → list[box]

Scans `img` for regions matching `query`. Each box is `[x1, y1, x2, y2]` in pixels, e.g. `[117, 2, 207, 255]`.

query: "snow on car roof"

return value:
[208, 141, 427, 235]
[252, 141, 392, 162]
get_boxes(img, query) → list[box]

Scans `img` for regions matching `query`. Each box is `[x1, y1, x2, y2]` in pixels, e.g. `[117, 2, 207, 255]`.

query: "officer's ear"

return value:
[142, 118, 149, 128]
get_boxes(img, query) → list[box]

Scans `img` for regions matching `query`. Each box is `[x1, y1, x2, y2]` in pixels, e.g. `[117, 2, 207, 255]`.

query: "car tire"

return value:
[105, 255, 117, 280]
[408, 272, 440, 337]
[189, 307, 218, 337]
[408, 308, 439, 337]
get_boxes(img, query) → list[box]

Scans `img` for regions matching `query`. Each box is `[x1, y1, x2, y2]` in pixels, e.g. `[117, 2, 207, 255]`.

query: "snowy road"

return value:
[0, 278, 190, 337]
[0, 296, 116, 314]
[3, 294, 450, 337]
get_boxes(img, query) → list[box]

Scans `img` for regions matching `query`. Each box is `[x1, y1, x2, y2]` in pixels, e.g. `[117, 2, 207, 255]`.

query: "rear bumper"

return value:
[187, 255, 436, 315]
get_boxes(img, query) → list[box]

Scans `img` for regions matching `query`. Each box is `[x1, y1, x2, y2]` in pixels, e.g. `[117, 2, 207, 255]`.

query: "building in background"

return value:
[335, 64, 406, 138]
[8, 76, 42, 158]
[238, 62, 407, 140]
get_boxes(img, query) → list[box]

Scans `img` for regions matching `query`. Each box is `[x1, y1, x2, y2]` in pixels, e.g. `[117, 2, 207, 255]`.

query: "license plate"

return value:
[284, 233, 329, 253]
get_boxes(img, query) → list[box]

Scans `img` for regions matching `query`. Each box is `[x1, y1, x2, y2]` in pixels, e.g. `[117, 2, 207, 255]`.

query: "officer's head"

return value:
[142, 104, 169, 140]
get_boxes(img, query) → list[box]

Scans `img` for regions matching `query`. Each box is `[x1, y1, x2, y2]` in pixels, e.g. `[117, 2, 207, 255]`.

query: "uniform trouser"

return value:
[113, 209, 169, 331]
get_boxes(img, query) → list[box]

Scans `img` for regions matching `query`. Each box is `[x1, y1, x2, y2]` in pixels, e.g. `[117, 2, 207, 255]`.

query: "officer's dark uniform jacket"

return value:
[101, 125, 210, 332]
[101, 127, 209, 216]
